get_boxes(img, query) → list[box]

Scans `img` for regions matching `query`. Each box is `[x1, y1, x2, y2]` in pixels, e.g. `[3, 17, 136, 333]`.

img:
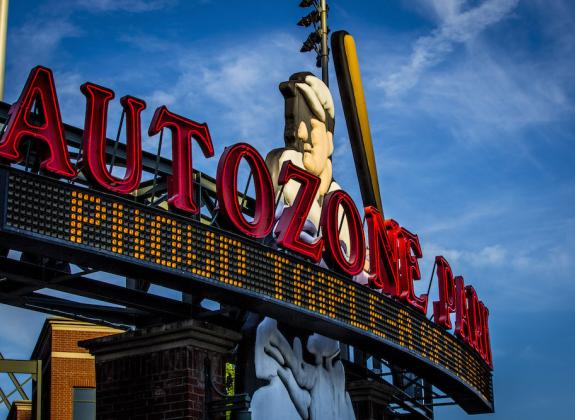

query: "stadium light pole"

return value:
[319, 0, 329, 85]
[298, 0, 329, 86]
[0, 0, 8, 101]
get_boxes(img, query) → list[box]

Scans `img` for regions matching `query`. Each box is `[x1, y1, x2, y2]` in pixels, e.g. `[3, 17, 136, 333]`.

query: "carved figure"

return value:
[250, 318, 355, 420]
[265, 72, 349, 250]
[251, 74, 356, 420]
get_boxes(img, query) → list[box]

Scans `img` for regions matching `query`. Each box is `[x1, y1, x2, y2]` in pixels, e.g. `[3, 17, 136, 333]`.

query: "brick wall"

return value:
[95, 346, 225, 419]
[82, 319, 241, 420]
[31, 319, 123, 420]
[49, 357, 95, 419]
[49, 327, 122, 420]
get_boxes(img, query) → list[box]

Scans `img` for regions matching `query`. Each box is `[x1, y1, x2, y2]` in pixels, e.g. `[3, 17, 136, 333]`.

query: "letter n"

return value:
[365, 206, 400, 296]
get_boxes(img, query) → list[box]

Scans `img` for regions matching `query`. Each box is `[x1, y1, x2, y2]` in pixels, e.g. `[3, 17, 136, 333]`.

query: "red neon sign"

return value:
[0, 66, 76, 177]
[397, 227, 428, 313]
[81, 82, 146, 194]
[434, 256, 492, 367]
[148, 106, 214, 215]
[275, 161, 324, 262]
[1, 66, 493, 368]
[320, 189, 366, 276]
[216, 143, 275, 238]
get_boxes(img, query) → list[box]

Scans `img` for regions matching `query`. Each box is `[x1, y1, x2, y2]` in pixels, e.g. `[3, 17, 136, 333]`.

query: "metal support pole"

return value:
[0, 0, 8, 101]
[34, 359, 42, 420]
[150, 128, 164, 204]
[320, 0, 329, 86]
[426, 260, 437, 297]
[0, 387, 10, 410]
[108, 109, 125, 173]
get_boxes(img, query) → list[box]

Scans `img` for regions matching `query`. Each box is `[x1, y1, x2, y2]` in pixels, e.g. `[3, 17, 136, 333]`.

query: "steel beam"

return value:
[0, 359, 38, 375]
[0, 293, 136, 328]
[0, 257, 190, 308]
[0, 353, 28, 400]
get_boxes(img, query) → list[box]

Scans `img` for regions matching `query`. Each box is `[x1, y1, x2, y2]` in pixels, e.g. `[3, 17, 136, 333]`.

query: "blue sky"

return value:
[1, 0, 574, 418]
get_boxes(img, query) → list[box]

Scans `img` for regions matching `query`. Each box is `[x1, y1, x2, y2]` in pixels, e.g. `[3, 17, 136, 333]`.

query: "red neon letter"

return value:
[463, 287, 493, 367]
[433, 257, 493, 366]
[465, 285, 482, 351]
[216, 143, 275, 238]
[275, 161, 323, 262]
[454, 277, 471, 342]
[365, 207, 399, 296]
[81, 83, 146, 194]
[433, 256, 457, 329]
[320, 190, 366, 276]
[397, 228, 428, 313]
[148, 106, 214, 214]
[479, 302, 493, 368]
[0, 66, 75, 177]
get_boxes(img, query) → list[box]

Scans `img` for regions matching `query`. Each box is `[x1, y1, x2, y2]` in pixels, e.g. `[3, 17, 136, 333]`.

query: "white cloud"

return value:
[470, 244, 507, 266]
[364, 0, 574, 178]
[7, 18, 81, 83]
[431, 0, 466, 21]
[119, 33, 178, 53]
[146, 90, 177, 107]
[422, 235, 575, 309]
[332, 135, 351, 160]
[409, 0, 466, 23]
[511, 245, 572, 274]
[421, 202, 507, 235]
[75, 0, 177, 12]
[418, 45, 573, 145]
[425, 243, 507, 268]
[52, 71, 87, 127]
[139, 33, 313, 153]
[380, 0, 519, 98]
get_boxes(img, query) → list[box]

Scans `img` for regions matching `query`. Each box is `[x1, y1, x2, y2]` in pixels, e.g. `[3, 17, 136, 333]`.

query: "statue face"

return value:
[297, 118, 334, 177]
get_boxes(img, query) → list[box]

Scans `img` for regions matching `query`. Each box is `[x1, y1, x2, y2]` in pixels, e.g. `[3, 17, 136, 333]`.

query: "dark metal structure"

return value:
[0, 353, 42, 420]
[0, 101, 488, 418]
[0, 100, 253, 327]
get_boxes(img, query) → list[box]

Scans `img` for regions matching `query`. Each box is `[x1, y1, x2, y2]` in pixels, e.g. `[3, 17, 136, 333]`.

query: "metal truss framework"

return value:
[0, 352, 42, 420]
[0, 102, 458, 418]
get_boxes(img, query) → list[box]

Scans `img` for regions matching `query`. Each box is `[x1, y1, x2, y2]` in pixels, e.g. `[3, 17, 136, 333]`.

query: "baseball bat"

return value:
[332, 31, 383, 216]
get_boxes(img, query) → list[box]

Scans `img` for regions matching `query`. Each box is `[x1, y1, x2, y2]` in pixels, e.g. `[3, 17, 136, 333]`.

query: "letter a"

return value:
[0, 66, 75, 177]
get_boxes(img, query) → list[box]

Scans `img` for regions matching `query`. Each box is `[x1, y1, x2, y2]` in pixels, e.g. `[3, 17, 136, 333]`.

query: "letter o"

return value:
[320, 190, 366, 276]
[216, 143, 275, 238]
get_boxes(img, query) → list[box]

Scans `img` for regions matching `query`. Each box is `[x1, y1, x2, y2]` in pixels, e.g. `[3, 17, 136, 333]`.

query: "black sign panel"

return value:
[0, 167, 493, 413]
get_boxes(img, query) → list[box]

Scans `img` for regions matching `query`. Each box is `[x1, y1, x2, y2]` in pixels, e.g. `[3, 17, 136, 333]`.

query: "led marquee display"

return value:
[0, 167, 493, 412]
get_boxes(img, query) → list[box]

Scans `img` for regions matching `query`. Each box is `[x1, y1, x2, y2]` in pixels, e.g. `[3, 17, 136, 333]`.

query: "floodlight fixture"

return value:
[300, 39, 316, 53]
[299, 0, 316, 7]
[300, 30, 321, 53]
[297, 10, 320, 27]
[296, 0, 330, 85]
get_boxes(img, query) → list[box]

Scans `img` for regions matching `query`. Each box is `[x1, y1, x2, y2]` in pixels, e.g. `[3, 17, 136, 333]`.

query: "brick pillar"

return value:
[81, 319, 242, 420]
[347, 380, 397, 420]
[7, 400, 32, 420]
